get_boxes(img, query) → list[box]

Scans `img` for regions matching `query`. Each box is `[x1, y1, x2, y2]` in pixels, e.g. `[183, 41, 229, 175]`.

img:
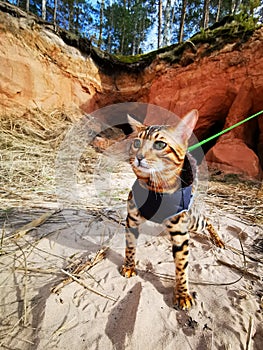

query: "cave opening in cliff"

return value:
[243, 116, 263, 171]
[116, 122, 134, 135]
[190, 119, 226, 164]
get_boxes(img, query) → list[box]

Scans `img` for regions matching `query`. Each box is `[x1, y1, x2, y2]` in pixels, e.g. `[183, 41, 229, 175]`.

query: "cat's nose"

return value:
[137, 154, 144, 162]
[136, 154, 145, 165]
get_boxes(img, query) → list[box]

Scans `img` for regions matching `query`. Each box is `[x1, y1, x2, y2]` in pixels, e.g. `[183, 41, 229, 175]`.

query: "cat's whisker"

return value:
[150, 170, 158, 193]
[152, 170, 170, 192]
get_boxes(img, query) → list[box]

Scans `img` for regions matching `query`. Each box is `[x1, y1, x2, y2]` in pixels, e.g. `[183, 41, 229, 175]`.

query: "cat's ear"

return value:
[127, 114, 145, 132]
[177, 109, 199, 143]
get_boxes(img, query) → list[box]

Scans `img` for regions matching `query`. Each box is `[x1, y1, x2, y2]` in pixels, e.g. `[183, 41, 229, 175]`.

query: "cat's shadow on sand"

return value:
[105, 249, 174, 350]
[107, 248, 174, 308]
[137, 267, 175, 306]
[106, 249, 195, 350]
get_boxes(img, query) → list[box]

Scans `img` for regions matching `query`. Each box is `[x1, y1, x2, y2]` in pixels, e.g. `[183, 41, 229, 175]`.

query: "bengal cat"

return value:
[120, 109, 225, 310]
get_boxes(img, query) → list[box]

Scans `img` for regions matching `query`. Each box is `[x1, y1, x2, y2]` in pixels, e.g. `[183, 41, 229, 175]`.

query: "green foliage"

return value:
[234, 0, 261, 29]
[9, 0, 262, 55]
[102, 0, 156, 55]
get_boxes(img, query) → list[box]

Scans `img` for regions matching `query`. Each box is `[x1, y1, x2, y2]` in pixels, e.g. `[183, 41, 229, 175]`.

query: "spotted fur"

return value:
[120, 110, 225, 310]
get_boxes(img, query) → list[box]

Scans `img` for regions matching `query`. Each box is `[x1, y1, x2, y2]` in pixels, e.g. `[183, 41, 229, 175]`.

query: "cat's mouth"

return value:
[134, 163, 157, 174]
[137, 165, 152, 173]
[133, 158, 162, 174]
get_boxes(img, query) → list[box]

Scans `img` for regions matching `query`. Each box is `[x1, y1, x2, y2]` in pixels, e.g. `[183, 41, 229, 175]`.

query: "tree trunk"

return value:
[178, 0, 187, 43]
[120, 0, 127, 54]
[202, 0, 210, 29]
[163, 0, 172, 46]
[106, 6, 113, 53]
[42, 0, 46, 20]
[68, 3, 74, 31]
[53, 0, 57, 25]
[216, 0, 222, 22]
[98, 0, 104, 49]
[231, 0, 240, 14]
[158, 0, 162, 48]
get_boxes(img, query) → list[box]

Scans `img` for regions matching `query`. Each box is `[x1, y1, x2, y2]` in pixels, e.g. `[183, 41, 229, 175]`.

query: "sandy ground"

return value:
[0, 194, 262, 350]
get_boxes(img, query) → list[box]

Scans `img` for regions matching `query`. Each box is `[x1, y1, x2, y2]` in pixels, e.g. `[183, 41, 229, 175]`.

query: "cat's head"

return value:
[128, 110, 198, 191]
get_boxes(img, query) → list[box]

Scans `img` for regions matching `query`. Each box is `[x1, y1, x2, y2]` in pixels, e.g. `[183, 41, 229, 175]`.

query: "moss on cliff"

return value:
[89, 15, 260, 73]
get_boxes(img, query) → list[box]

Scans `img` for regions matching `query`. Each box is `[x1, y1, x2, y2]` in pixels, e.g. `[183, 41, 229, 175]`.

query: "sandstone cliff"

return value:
[0, 2, 262, 179]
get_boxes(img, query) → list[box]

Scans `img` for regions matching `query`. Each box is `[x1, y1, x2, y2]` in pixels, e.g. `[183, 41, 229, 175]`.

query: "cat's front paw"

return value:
[173, 293, 195, 310]
[120, 265, 137, 278]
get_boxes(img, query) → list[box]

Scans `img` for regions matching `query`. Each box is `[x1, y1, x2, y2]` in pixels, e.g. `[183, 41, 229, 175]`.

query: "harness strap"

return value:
[132, 180, 193, 224]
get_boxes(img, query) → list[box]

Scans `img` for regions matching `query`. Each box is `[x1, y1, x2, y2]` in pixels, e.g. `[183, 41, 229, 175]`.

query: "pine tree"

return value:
[163, 0, 175, 46]
[103, 0, 156, 55]
[178, 0, 188, 43]
[42, 0, 46, 20]
[158, 0, 162, 48]
[98, 0, 104, 48]
[203, 0, 210, 28]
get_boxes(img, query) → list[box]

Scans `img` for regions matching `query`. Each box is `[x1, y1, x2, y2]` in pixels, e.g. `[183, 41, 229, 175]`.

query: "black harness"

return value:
[131, 155, 196, 224]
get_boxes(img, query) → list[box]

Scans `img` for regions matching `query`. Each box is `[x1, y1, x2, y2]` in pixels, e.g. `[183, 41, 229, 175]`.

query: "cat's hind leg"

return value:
[188, 209, 225, 249]
[205, 218, 225, 248]
[120, 191, 145, 278]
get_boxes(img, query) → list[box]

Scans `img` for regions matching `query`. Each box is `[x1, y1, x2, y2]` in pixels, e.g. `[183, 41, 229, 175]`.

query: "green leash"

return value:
[188, 110, 263, 152]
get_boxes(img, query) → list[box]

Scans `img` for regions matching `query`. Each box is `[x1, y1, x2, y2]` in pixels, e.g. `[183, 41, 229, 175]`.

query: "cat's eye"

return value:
[133, 139, 141, 149]
[153, 141, 167, 150]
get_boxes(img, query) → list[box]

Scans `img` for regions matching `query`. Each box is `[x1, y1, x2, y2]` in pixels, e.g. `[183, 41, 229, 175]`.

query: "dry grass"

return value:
[206, 178, 263, 225]
[0, 108, 89, 207]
